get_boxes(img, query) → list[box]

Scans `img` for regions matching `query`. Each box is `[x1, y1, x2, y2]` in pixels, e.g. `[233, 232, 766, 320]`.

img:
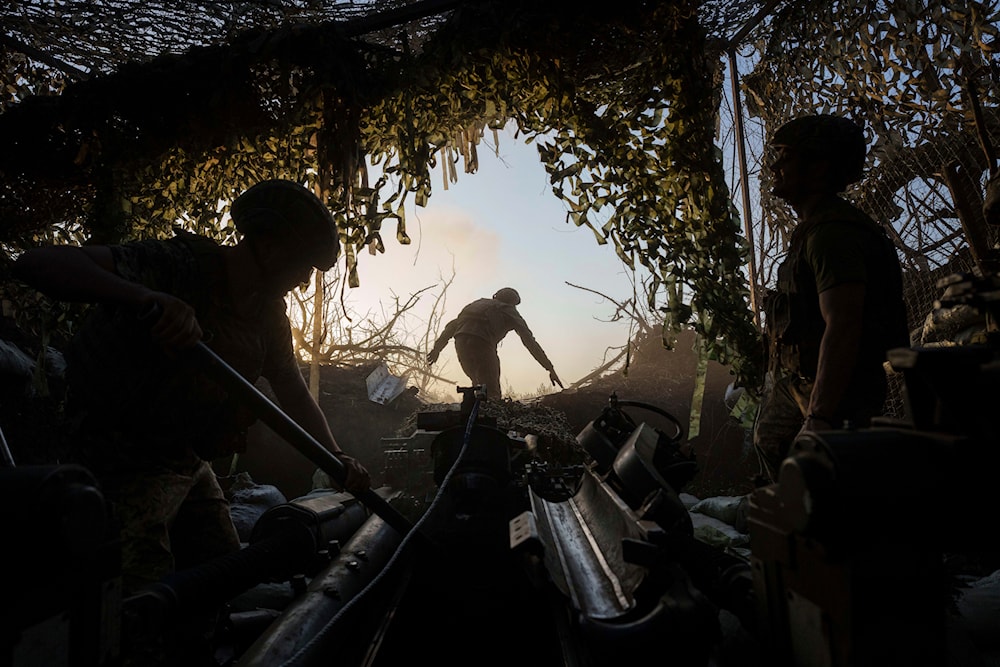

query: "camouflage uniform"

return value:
[66, 230, 300, 592]
[429, 296, 555, 400]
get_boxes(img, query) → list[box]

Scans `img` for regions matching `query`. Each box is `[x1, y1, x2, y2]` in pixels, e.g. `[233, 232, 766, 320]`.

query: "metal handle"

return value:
[189, 341, 413, 536]
[0, 424, 15, 468]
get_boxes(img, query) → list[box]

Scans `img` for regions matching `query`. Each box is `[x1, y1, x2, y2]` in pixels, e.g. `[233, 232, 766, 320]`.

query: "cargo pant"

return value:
[454, 333, 503, 400]
[752, 371, 812, 482]
[100, 453, 241, 594]
[752, 369, 888, 483]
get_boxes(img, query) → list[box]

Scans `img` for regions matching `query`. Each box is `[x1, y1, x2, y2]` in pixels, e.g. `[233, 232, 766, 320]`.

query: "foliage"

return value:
[286, 266, 459, 403]
[0, 45, 67, 109]
[742, 0, 1000, 263]
[745, 0, 998, 129]
[5, 1, 1000, 393]
[10, 0, 1000, 396]
[4, 0, 1000, 492]
[362, 1, 761, 386]
[1, 0, 765, 389]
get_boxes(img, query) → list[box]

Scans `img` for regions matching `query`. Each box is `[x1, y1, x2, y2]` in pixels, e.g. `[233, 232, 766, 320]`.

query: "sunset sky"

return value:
[344, 128, 643, 399]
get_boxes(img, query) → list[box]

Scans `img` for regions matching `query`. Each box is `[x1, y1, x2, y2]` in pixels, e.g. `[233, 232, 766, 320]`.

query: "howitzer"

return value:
[266, 385, 757, 667]
[136, 301, 415, 537]
[188, 339, 414, 538]
[4, 385, 760, 666]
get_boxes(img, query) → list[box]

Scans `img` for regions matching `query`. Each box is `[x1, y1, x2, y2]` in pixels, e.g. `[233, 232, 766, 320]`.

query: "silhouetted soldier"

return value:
[13, 179, 371, 595]
[427, 287, 562, 400]
[754, 114, 909, 481]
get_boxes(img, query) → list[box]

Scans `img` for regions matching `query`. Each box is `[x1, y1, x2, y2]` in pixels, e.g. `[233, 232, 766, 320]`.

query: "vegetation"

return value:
[0, 0, 759, 390]
[745, 0, 1000, 270]
[2, 0, 998, 396]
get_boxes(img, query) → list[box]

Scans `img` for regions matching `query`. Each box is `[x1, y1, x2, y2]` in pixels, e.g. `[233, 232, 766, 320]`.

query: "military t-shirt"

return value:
[772, 195, 908, 380]
[66, 231, 298, 464]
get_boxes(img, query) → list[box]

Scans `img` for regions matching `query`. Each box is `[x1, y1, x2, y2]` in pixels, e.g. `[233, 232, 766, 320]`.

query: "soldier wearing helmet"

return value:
[12, 179, 371, 600]
[427, 287, 562, 400]
[753, 114, 909, 481]
[231, 178, 340, 274]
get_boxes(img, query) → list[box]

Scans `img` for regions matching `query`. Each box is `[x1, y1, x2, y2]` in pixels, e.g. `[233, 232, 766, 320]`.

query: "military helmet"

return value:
[493, 287, 521, 305]
[770, 114, 866, 188]
[231, 179, 340, 271]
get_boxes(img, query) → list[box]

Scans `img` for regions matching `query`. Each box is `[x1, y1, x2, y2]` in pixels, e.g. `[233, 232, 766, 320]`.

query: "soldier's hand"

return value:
[141, 291, 203, 350]
[335, 452, 371, 494]
[427, 350, 439, 365]
[549, 369, 564, 389]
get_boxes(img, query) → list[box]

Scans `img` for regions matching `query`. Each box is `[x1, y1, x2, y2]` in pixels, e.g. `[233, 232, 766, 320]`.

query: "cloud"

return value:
[340, 138, 637, 398]
[412, 205, 502, 287]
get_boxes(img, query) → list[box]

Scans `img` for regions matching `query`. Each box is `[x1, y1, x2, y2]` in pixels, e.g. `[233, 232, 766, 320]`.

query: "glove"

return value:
[549, 369, 564, 389]
[427, 350, 439, 365]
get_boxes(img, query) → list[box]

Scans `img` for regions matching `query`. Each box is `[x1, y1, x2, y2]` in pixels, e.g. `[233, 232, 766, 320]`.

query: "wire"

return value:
[280, 390, 484, 667]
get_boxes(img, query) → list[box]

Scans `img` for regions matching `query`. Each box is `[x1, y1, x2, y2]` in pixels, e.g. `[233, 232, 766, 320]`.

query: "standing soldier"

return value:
[754, 114, 909, 481]
[427, 287, 563, 400]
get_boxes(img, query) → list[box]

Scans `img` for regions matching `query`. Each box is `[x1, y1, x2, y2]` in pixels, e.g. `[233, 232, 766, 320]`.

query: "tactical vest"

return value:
[767, 211, 908, 381]
[768, 245, 822, 379]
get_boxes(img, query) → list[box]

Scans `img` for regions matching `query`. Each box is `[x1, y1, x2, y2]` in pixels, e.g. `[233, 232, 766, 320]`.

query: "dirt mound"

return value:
[241, 328, 756, 501]
[236, 362, 425, 499]
[536, 330, 756, 498]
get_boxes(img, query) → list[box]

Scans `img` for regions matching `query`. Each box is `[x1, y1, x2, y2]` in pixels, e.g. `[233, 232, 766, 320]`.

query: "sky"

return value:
[341, 127, 642, 400]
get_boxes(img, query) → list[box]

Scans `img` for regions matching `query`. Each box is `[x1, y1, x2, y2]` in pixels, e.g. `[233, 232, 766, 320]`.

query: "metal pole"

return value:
[723, 0, 786, 51]
[189, 341, 414, 536]
[728, 48, 761, 328]
[0, 424, 15, 468]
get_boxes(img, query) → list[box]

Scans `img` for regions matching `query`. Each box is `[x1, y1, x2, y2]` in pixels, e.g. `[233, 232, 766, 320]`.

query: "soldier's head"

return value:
[232, 179, 340, 270]
[231, 179, 340, 295]
[493, 287, 521, 305]
[768, 114, 866, 201]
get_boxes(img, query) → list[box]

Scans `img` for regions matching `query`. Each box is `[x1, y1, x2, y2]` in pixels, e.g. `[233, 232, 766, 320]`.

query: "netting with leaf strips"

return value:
[719, 37, 999, 420]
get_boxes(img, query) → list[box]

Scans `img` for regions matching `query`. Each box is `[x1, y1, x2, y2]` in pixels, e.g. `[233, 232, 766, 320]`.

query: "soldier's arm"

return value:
[511, 313, 556, 373]
[428, 317, 459, 363]
[15, 245, 142, 304]
[806, 282, 865, 429]
[13, 245, 201, 348]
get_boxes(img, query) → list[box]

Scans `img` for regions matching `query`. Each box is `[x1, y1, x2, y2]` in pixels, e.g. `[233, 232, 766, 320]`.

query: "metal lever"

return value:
[136, 302, 413, 536]
[0, 424, 15, 468]
[188, 340, 413, 536]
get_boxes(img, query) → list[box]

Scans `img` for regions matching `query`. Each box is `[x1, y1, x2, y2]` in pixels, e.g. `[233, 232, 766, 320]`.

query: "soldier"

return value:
[12, 179, 371, 595]
[754, 114, 909, 481]
[427, 287, 563, 400]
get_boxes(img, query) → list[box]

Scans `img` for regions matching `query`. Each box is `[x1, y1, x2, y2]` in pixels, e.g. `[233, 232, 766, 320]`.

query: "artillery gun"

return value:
[3, 385, 757, 666]
[7, 267, 998, 666]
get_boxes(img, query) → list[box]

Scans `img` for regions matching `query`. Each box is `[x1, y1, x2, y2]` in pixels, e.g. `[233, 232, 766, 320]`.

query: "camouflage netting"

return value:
[3, 0, 999, 445]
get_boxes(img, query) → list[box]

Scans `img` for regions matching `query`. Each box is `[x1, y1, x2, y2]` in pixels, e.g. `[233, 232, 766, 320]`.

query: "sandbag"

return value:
[689, 511, 749, 549]
[224, 472, 287, 542]
[690, 495, 748, 528]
